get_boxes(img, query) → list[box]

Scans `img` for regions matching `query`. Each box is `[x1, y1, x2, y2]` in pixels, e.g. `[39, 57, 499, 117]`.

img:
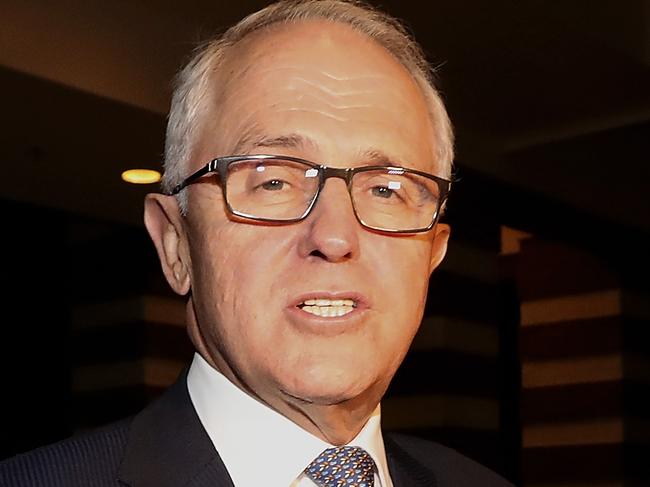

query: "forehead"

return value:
[226, 20, 416, 84]
[204, 21, 436, 170]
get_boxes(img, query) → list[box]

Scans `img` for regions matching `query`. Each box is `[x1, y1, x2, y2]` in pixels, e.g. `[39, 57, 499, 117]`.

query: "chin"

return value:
[285, 389, 362, 406]
[279, 367, 378, 406]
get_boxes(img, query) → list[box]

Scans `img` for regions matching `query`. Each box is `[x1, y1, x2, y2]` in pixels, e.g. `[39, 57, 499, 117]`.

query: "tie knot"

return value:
[305, 446, 375, 487]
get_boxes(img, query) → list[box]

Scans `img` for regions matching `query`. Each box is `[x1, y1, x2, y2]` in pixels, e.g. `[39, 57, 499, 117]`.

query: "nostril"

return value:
[309, 247, 353, 262]
[309, 249, 327, 260]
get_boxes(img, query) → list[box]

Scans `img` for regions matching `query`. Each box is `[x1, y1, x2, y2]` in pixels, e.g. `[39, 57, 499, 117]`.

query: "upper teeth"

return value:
[303, 298, 355, 307]
[300, 298, 356, 317]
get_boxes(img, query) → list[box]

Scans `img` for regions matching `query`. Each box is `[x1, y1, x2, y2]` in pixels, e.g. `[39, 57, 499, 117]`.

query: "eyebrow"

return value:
[232, 131, 318, 154]
[360, 149, 407, 168]
[232, 131, 407, 168]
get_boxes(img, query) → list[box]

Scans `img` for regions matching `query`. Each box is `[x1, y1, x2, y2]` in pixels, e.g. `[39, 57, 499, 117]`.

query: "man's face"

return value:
[177, 22, 448, 408]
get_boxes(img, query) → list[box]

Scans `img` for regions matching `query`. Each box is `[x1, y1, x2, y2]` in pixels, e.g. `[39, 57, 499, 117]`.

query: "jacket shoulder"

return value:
[385, 432, 514, 487]
[0, 418, 131, 487]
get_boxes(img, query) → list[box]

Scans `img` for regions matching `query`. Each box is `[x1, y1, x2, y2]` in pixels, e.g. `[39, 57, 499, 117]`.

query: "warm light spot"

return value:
[121, 169, 161, 184]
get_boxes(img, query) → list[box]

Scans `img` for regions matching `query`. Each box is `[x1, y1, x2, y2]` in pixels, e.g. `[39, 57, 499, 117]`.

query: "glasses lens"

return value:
[225, 158, 320, 220]
[351, 168, 441, 231]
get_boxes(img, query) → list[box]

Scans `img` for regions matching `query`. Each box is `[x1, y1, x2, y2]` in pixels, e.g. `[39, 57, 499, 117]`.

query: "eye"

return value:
[371, 185, 394, 198]
[260, 179, 285, 191]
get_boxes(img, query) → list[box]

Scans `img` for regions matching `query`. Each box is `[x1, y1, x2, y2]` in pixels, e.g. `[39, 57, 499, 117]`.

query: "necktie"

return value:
[304, 446, 375, 487]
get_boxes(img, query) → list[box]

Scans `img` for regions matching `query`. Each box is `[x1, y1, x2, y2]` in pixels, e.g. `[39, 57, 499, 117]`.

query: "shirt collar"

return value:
[187, 353, 392, 487]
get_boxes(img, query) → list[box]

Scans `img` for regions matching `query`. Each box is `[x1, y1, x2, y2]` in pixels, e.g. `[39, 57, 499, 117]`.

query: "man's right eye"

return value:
[260, 179, 285, 191]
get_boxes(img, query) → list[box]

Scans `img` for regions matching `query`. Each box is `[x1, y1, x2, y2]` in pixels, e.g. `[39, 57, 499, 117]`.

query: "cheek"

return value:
[370, 238, 433, 344]
[376, 237, 432, 300]
[190, 223, 293, 342]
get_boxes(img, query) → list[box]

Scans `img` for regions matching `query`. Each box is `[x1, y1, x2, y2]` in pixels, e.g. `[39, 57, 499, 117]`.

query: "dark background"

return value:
[1, 1, 648, 485]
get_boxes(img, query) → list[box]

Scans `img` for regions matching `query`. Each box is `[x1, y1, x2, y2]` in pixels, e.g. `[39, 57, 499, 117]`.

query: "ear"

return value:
[429, 223, 450, 274]
[144, 193, 191, 295]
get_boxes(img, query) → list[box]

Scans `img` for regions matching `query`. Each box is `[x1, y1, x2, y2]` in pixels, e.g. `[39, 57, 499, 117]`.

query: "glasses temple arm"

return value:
[168, 161, 216, 195]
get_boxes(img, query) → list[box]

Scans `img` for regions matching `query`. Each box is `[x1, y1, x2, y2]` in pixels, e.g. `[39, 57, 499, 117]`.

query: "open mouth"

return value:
[297, 298, 357, 317]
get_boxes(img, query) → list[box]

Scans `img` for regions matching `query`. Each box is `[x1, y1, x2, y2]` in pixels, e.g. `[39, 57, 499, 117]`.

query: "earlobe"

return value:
[144, 194, 191, 296]
[429, 223, 450, 274]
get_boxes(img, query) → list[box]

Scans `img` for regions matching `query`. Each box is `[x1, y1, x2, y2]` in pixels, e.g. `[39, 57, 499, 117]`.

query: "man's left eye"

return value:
[371, 186, 394, 198]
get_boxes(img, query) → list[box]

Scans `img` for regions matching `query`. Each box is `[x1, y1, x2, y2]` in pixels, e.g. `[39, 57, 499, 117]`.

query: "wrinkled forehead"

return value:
[198, 20, 436, 168]
[228, 21, 418, 88]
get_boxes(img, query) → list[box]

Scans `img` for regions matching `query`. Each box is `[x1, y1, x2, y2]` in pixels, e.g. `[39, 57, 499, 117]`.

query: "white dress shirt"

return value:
[187, 353, 394, 487]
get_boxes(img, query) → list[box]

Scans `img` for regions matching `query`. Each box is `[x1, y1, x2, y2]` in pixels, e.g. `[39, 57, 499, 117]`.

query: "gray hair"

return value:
[163, 0, 454, 213]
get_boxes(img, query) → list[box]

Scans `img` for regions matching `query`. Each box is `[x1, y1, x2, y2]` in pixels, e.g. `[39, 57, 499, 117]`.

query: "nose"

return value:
[297, 178, 360, 262]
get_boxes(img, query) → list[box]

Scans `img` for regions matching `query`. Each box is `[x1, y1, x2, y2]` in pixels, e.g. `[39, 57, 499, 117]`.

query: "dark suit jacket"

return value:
[0, 373, 513, 486]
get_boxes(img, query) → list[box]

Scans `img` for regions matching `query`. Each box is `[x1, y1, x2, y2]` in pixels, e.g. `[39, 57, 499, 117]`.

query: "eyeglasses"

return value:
[169, 154, 451, 233]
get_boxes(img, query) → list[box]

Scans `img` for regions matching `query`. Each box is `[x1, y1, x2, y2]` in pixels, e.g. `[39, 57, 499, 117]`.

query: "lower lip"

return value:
[285, 305, 367, 335]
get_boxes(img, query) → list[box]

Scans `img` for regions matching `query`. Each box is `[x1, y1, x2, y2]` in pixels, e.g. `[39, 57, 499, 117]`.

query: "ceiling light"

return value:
[121, 169, 161, 184]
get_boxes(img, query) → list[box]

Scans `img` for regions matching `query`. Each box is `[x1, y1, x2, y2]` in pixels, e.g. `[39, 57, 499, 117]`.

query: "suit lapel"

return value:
[116, 369, 438, 487]
[385, 435, 437, 487]
[117, 369, 235, 487]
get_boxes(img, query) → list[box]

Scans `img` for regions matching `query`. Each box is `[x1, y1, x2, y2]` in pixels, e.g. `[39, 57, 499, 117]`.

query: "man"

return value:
[1, 1, 512, 486]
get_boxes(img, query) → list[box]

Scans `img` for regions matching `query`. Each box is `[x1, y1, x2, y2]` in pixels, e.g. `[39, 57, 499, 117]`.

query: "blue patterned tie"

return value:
[304, 446, 375, 487]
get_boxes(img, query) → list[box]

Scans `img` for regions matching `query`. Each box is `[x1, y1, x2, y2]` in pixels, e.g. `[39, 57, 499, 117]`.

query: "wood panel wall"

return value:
[511, 238, 650, 487]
